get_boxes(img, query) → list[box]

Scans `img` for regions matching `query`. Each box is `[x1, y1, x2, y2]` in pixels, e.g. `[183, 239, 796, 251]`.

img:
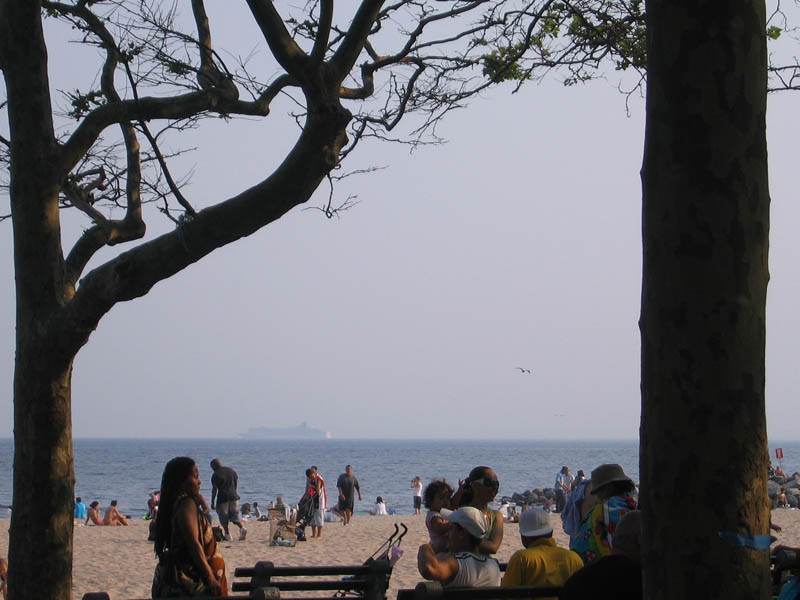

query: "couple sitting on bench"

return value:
[416, 505, 643, 600]
[417, 505, 582, 590]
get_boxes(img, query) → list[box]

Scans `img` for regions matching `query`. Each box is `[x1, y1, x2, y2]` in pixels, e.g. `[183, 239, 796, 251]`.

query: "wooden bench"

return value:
[82, 595, 245, 600]
[82, 557, 561, 600]
[232, 559, 393, 600]
[396, 581, 563, 600]
[82, 557, 392, 600]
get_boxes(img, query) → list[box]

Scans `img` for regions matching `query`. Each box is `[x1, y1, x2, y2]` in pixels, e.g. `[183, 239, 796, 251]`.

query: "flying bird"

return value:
[516, 367, 531, 374]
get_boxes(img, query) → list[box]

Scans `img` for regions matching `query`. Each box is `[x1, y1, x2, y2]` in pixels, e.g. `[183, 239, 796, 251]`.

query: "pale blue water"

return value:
[0, 438, 794, 518]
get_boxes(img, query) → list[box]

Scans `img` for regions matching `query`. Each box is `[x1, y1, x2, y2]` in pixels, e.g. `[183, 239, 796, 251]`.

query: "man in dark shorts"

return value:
[210, 458, 247, 541]
[336, 464, 362, 525]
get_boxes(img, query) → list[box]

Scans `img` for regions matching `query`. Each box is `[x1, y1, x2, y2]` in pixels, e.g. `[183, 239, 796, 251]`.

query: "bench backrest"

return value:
[233, 560, 392, 600]
[396, 581, 562, 600]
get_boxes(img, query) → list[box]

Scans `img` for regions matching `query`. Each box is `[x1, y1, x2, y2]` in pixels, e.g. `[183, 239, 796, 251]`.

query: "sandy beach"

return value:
[1, 509, 799, 599]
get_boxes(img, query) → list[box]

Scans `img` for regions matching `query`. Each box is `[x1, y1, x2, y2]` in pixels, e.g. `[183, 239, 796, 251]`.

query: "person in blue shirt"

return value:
[74, 497, 88, 520]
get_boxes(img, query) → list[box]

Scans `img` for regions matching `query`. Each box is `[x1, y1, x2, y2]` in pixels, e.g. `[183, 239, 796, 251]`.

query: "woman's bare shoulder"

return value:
[174, 495, 197, 514]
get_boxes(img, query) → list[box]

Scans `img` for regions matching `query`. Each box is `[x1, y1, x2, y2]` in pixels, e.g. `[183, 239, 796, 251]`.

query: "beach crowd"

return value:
[0, 457, 787, 599]
[125, 456, 643, 598]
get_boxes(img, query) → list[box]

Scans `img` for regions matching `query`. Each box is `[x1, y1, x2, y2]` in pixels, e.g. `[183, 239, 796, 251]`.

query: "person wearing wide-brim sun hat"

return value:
[568, 463, 637, 566]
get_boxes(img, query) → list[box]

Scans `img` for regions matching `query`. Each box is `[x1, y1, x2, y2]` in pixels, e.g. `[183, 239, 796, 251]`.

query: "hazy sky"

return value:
[1, 3, 798, 440]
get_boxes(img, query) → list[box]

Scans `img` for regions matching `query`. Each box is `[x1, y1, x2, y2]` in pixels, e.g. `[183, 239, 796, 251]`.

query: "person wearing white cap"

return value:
[501, 507, 583, 596]
[417, 506, 501, 587]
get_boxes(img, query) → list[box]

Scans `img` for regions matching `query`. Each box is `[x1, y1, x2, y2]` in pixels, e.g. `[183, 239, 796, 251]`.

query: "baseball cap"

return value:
[446, 506, 487, 538]
[519, 507, 552, 537]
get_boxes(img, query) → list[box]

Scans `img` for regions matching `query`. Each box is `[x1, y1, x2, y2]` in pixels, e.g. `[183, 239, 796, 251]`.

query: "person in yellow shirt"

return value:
[501, 507, 583, 597]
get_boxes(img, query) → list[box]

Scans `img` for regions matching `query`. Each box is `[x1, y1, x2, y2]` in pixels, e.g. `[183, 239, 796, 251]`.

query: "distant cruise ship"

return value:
[240, 422, 332, 439]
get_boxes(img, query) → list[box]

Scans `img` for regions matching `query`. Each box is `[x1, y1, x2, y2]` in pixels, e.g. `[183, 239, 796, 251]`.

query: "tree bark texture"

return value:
[641, 2, 770, 598]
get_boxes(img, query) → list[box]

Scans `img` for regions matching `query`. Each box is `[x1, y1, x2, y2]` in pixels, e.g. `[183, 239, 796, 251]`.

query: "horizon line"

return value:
[0, 436, 794, 443]
[0, 436, 643, 442]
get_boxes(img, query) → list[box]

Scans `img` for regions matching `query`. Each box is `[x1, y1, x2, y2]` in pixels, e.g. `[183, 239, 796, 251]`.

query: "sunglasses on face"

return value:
[471, 477, 499, 488]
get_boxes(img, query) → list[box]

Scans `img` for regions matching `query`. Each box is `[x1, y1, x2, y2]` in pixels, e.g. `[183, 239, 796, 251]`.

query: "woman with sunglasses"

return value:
[451, 466, 504, 555]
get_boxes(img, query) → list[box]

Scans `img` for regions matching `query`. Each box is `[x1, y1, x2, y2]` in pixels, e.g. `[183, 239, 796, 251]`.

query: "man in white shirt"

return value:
[417, 506, 501, 587]
[554, 466, 574, 513]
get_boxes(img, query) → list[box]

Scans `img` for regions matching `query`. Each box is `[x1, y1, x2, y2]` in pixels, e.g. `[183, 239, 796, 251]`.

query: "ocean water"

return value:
[0, 438, 794, 518]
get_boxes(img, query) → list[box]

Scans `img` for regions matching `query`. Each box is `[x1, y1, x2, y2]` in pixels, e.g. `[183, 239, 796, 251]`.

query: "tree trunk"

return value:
[3, 2, 77, 598]
[9, 354, 75, 600]
[7, 161, 76, 600]
[640, 2, 770, 598]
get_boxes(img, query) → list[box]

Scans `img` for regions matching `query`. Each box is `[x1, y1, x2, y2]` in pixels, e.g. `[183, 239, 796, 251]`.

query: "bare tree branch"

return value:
[245, 0, 309, 78]
[769, 62, 800, 90]
[304, 165, 390, 217]
[310, 0, 335, 65]
[43, 0, 149, 277]
[192, 0, 215, 75]
[59, 91, 265, 177]
[123, 61, 196, 217]
[64, 225, 111, 287]
[330, 0, 385, 80]
[191, 0, 238, 95]
[62, 178, 109, 227]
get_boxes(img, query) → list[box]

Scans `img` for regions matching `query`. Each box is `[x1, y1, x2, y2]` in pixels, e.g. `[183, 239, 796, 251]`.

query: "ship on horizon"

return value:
[240, 422, 332, 439]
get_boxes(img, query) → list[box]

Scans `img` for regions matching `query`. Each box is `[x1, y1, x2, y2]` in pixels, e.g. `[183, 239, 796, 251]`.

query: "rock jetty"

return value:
[500, 488, 556, 507]
[769, 473, 800, 507]
[502, 473, 798, 510]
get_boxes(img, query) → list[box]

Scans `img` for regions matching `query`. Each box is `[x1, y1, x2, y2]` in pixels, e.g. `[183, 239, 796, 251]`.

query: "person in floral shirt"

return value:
[569, 464, 637, 565]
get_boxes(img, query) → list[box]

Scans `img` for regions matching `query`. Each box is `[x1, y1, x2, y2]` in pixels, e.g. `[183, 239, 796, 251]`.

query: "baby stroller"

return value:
[333, 522, 408, 598]
[294, 493, 316, 541]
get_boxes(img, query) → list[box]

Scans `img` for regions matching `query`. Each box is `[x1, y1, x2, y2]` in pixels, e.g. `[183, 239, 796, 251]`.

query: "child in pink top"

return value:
[423, 479, 454, 552]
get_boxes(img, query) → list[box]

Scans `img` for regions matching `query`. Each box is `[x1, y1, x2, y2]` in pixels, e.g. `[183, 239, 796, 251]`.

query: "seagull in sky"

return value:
[516, 367, 531, 374]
